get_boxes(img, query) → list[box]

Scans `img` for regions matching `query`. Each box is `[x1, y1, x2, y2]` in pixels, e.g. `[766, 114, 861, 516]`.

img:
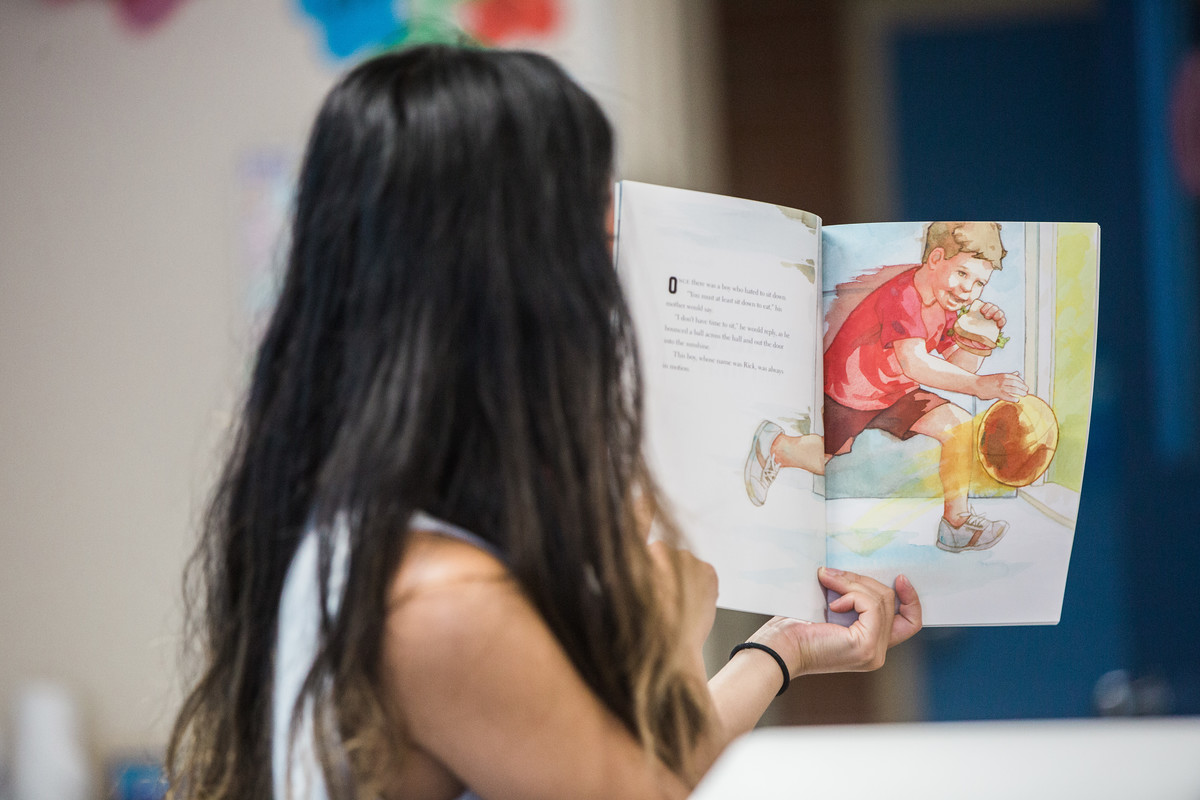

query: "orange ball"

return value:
[977, 395, 1060, 487]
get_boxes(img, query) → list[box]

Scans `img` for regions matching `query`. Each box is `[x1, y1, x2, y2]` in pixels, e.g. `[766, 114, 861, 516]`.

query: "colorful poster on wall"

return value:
[44, 0, 193, 32]
[295, 0, 563, 61]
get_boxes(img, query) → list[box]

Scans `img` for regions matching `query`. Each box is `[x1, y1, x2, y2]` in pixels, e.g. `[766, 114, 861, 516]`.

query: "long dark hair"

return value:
[167, 45, 707, 799]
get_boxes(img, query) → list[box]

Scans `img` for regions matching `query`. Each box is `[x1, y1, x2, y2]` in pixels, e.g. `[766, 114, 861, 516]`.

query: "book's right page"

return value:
[819, 222, 1099, 625]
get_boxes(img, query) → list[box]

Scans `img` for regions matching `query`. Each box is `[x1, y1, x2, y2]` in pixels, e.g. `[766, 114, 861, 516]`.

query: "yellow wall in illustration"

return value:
[1047, 224, 1099, 492]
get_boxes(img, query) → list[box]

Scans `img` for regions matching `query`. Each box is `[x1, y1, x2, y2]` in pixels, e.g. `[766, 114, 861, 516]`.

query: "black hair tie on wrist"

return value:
[729, 642, 790, 696]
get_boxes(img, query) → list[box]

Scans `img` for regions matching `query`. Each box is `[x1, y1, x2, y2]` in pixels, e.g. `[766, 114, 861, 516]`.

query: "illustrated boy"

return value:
[743, 222, 1027, 552]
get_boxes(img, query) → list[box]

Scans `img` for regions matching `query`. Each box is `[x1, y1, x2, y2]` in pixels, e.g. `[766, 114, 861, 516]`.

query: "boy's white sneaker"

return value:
[936, 508, 1009, 552]
[744, 420, 783, 506]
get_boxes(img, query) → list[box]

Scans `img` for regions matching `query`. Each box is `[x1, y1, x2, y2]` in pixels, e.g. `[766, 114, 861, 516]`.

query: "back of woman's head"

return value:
[169, 45, 704, 800]
[277, 45, 619, 525]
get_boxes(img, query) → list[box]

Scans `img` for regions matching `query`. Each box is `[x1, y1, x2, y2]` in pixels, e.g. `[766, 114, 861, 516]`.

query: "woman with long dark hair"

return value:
[167, 44, 921, 800]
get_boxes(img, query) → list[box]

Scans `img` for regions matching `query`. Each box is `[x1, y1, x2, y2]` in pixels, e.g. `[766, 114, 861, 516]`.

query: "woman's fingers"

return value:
[818, 566, 889, 597]
[890, 573, 923, 646]
[819, 567, 895, 619]
[748, 570, 922, 679]
[819, 566, 922, 649]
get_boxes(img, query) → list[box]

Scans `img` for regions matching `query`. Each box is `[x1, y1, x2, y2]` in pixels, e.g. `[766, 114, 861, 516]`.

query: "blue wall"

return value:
[891, 0, 1200, 719]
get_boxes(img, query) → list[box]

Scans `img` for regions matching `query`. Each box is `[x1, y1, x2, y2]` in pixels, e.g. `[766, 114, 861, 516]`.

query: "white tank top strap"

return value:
[273, 511, 494, 800]
[408, 510, 504, 562]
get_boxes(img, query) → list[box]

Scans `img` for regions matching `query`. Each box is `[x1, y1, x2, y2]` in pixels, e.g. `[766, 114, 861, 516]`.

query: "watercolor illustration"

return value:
[823, 221, 1096, 624]
[743, 220, 1098, 623]
[745, 222, 1023, 551]
[615, 180, 1098, 625]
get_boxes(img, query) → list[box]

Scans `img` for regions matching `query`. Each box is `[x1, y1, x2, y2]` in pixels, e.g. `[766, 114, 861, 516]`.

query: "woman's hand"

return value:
[747, 568, 922, 677]
[706, 568, 920, 763]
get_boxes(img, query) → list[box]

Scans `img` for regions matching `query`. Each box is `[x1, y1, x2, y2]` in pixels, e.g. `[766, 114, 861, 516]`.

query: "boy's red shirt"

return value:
[824, 266, 957, 411]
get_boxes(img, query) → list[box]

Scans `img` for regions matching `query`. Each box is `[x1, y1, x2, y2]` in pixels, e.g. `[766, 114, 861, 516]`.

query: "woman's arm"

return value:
[707, 568, 922, 742]
[383, 535, 693, 800]
[652, 551, 922, 778]
[384, 537, 920, 798]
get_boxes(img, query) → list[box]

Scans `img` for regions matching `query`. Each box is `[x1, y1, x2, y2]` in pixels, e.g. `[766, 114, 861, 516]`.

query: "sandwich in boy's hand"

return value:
[952, 300, 1010, 356]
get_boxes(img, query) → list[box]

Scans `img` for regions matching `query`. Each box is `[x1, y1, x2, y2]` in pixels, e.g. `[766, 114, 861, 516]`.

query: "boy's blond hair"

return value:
[922, 221, 1006, 270]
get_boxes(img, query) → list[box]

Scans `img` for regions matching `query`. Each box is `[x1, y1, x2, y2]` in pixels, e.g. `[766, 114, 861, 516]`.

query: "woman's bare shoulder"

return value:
[380, 530, 688, 799]
[389, 527, 512, 603]
[384, 527, 531, 679]
[379, 530, 518, 799]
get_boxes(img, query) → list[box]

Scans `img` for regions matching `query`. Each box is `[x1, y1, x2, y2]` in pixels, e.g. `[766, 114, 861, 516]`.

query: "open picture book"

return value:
[614, 181, 1100, 626]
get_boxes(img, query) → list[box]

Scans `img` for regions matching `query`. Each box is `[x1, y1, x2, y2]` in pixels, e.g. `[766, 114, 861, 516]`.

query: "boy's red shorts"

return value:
[823, 390, 949, 456]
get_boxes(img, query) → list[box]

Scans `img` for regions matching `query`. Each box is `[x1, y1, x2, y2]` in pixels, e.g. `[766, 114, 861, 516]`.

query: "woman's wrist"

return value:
[728, 642, 789, 696]
[746, 617, 808, 679]
[707, 639, 792, 739]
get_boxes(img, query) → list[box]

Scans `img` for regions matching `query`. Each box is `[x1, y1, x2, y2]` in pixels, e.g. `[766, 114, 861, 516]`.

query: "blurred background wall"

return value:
[1, 0, 1197, 790]
[0, 0, 334, 768]
[0, 0, 724, 774]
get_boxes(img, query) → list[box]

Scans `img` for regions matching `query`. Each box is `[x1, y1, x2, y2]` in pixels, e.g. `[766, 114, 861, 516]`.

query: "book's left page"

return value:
[615, 181, 826, 622]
